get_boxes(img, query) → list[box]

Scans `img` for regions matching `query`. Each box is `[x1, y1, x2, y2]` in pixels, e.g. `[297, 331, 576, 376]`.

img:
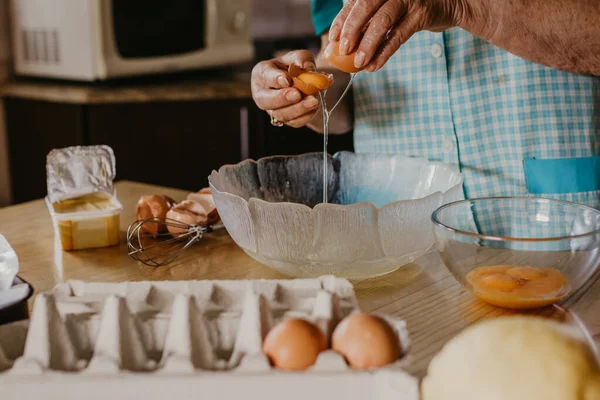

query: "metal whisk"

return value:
[127, 217, 223, 267]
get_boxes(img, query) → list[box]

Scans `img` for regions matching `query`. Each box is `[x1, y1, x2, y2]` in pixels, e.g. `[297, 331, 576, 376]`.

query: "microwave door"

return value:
[111, 0, 208, 59]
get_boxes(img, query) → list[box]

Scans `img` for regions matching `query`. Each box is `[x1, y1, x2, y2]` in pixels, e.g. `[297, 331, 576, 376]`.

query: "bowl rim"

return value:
[431, 196, 600, 242]
[208, 151, 465, 210]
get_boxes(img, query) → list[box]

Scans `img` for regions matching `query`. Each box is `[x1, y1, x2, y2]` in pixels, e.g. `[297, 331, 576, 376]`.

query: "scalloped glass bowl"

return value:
[209, 152, 464, 279]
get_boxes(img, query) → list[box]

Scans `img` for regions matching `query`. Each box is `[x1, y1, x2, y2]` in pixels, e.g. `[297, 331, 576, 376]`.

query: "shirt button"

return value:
[431, 43, 443, 58]
[443, 137, 455, 153]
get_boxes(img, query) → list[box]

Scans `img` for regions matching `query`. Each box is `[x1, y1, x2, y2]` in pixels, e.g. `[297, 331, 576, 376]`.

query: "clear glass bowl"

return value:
[431, 197, 600, 308]
[209, 152, 464, 279]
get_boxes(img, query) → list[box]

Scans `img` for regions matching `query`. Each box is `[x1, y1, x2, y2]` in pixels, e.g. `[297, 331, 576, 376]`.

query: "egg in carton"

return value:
[0, 276, 418, 400]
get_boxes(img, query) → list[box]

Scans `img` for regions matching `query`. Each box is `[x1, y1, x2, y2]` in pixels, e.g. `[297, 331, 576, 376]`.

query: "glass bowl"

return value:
[431, 197, 600, 309]
[209, 152, 464, 279]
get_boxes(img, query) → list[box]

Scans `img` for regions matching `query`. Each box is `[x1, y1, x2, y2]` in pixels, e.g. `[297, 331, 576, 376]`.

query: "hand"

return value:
[328, 0, 468, 72]
[251, 51, 322, 128]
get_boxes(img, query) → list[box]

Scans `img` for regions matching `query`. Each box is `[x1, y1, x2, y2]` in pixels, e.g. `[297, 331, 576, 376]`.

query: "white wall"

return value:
[0, 0, 13, 206]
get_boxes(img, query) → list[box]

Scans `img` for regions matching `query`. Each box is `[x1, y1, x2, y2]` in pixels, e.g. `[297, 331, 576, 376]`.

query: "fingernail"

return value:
[303, 96, 318, 108]
[354, 51, 366, 68]
[339, 38, 349, 55]
[278, 76, 290, 87]
[329, 25, 341, 41]
[286, 90, 301, 102]
[304, 61, 316, 71]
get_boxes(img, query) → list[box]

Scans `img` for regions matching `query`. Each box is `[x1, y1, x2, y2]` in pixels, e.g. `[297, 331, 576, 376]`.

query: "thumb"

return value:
[278, 50, 317, 71]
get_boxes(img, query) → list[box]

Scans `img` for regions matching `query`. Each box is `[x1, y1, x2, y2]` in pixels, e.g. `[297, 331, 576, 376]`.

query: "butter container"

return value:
[45, 145, 122, 251]
[45, 192, 122, 251]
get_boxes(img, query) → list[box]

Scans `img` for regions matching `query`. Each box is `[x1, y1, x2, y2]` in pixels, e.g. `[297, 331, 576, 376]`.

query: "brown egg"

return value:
[166, 200, 208, 236]
[332, 312, 401, 369]
[187, 190, 220, 226]
[288, 64, 333, 96]
[324, 41, 364, 73]
[263, 318, 328, 371]
[136, 194, 177, 235]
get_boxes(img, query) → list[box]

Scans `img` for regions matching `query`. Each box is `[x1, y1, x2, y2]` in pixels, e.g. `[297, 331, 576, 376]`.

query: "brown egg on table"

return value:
[332, 312, 401, 369]
[187, 189, 220, 226]
[466, 265, 571, 309]
[136, 194, 177, 235]
[324, 41, 364, 73]
[288, 64, 333, 96]
[262, 318, 328, 371]
[165, 200, 208, 236]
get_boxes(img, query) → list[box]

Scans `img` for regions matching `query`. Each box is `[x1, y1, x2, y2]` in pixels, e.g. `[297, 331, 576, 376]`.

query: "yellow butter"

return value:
[48, 192, 122, 251]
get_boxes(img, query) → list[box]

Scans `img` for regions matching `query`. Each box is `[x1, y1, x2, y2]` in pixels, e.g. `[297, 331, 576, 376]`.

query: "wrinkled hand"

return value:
[251, 51, 322, 128]
[328, 0, 467, 72]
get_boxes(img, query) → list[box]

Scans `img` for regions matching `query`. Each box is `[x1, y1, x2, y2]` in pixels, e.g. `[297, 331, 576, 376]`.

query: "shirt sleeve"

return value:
[311, 0, 343, 36]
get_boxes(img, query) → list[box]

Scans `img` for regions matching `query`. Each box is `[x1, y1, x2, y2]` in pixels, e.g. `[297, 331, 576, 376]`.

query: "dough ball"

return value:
[421, 316, 600, 400]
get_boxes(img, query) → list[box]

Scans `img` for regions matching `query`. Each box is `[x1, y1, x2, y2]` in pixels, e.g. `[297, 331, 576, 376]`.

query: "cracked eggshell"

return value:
[288, 64, 333, 96]
[187, 191, 220, 226]
[166, 200, 208, 236]
[324, 41, 363, 73]
[136, 195, 177, 235]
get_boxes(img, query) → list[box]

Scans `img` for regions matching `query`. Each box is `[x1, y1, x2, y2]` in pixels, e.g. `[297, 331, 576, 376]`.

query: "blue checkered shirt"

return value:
[313, 1, 600, 210]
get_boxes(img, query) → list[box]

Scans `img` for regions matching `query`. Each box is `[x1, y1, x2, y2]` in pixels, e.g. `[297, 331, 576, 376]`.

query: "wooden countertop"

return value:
[1, 180, 599, 377]
[0, 71, 252, 104]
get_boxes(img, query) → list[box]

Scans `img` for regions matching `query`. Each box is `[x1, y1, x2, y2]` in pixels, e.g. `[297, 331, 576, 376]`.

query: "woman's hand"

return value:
[328, 0, 468, 72]
[251, 51, 322, 128]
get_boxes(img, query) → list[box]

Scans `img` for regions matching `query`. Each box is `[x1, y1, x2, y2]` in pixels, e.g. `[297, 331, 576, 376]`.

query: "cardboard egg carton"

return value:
[0, 276, 418, 400]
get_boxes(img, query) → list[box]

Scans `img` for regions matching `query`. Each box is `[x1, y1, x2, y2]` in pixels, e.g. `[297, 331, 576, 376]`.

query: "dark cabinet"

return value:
[257, 111, 353, 157]
[5, 99, 85, 203]
[86, 100, 247, 191]
[3, 95, 353, 204]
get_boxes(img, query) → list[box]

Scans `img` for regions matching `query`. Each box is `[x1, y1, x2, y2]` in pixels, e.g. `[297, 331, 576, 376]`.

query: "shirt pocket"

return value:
[523, 156, 600, 209]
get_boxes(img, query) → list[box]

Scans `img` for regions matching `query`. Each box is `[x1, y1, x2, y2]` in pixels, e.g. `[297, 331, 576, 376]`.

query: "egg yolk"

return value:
[466, 265, 570, 309]
[296, 71, 331, 90]
[324, 41, 364, 73]
[288, 64, 333, 96]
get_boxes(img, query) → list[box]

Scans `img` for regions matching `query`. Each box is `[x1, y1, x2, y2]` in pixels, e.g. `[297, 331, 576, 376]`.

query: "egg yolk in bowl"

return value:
[466, 265, 570, 309]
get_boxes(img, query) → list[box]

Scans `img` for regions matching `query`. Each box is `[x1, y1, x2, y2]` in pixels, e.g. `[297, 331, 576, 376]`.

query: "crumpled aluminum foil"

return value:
[46, 145, 116, 203]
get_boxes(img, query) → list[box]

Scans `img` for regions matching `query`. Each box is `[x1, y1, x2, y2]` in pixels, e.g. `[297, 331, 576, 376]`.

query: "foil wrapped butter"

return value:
[46, 145, 116, 203]
[45, 145, 123, 251]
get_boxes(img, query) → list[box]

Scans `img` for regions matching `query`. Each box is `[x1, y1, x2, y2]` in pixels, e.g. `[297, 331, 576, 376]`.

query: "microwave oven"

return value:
[9, 0, 254, 81]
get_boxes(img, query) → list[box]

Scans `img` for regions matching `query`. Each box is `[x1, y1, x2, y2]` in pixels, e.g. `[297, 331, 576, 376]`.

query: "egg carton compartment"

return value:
[0, 276, 418, 400]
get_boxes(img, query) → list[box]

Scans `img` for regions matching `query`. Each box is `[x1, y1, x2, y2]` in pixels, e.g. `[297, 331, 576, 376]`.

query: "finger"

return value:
[278, 50, 317, 71]
[251, 60, 291, 90]
[269, 95, 320, 122]
[253, 87, 303, 111]
[328, 0, 355, 42]
[353, 1, 407, 69]
[339, 0, 387, 55]
[365, 13, 421, 72]
[285, 109, 319, 128]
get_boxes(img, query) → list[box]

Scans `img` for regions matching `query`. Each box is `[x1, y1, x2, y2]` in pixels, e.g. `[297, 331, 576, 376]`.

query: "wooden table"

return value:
[2, 181, 599, 377]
